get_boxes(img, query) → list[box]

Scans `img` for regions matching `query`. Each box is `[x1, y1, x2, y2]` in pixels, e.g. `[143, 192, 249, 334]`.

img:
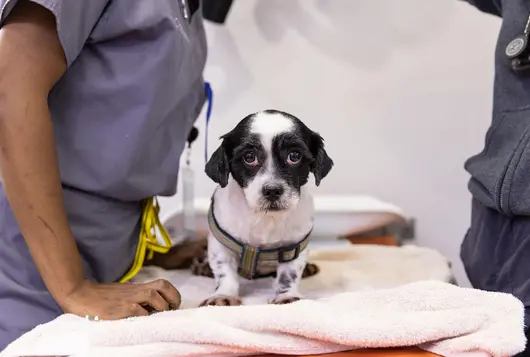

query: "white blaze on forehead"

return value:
[249, 111, 295, 179]
[243, 112, 296, 211]
[249, 112, 294, 137]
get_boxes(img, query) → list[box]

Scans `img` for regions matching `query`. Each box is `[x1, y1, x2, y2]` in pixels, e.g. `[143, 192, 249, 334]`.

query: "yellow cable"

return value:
[119, 197, 173, 283]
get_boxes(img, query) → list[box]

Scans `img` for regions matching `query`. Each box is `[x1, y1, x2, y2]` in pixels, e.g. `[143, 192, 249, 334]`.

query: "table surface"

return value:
[260, 347, 439, 357]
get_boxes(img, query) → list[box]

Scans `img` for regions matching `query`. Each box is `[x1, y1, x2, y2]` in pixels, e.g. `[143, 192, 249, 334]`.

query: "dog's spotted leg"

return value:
[270, 249, 308, 305]
[199, 235, 242, 307]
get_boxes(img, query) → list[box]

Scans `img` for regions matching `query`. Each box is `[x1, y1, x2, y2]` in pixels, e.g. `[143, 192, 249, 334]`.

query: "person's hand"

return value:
[58, 279, 181, 320]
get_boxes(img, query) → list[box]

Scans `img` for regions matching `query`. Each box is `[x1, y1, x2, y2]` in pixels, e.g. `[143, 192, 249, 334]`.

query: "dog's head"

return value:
[205, 110, 334, 212]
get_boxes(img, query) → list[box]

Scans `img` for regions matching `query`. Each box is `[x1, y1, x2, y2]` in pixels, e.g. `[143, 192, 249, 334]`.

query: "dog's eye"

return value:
[287, 151, 302, 165]
[243, 152, 258, 166]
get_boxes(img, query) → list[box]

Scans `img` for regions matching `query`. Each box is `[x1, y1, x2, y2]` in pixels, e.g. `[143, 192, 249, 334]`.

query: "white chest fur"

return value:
[212, 178, 314, 248]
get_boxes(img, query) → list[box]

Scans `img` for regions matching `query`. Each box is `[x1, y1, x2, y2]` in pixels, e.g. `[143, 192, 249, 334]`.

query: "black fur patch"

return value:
[278, 271, 293, 288]
[204, 110, 334, 190]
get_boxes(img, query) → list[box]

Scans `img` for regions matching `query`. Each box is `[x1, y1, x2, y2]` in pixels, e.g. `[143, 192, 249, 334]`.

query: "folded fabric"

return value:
[1, 280, 525, 357]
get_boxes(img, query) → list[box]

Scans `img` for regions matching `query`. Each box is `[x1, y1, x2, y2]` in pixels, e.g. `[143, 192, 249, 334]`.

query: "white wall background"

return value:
[159, 0, 502, 287]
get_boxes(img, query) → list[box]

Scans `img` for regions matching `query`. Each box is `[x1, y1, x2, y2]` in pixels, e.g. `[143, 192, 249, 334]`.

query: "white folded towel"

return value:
[1, 280, 526, 357]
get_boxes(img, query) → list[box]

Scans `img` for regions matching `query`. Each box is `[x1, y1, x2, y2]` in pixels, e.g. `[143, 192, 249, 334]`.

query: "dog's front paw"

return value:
[270, 296, 301, 305]
[199, 295, 242, 307]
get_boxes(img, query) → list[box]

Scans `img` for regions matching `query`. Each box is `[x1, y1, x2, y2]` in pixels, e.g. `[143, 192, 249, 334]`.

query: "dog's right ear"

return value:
[205, 138, 230, 188]
[309, 131, 334, 187]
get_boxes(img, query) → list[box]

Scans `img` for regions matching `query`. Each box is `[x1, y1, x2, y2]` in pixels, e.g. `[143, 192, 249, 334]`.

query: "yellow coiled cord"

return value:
[119, 197, 172, 283]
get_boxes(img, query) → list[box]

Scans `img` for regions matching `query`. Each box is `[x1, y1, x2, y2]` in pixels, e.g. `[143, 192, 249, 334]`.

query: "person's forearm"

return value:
[0, 93, 84, 304]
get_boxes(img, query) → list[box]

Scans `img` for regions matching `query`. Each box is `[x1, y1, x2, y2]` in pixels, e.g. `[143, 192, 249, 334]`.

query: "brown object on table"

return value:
[345, 235, 399, 246]
[260, 347, 440, 357]
[144, 232, 208, 270]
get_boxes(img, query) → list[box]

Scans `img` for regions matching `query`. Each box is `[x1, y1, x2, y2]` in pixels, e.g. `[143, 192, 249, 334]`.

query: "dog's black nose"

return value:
[262, 185, 284, 201]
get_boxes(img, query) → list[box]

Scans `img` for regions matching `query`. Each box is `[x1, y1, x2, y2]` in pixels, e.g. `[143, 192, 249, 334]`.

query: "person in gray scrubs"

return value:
[460, 1, 530, 356]
[0, 0, 207, 349]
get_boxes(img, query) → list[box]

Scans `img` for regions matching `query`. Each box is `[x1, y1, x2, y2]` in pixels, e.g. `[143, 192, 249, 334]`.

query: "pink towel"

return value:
[1, 281, 526, 357]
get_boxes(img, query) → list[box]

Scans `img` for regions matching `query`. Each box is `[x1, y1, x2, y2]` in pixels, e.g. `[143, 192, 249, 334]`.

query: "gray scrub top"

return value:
[0, 0, 207, 347]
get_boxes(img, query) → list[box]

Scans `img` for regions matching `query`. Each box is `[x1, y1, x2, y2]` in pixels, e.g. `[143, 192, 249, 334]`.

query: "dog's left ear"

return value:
[205, 136, 231, 188]
[310, 132, 334, 186]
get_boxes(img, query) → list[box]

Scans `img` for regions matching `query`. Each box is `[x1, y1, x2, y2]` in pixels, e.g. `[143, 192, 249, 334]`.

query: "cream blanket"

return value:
[1, 244, 526, 357]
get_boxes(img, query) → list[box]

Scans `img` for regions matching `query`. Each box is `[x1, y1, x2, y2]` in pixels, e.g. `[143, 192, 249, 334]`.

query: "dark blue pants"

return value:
[461, 199, 530, 355]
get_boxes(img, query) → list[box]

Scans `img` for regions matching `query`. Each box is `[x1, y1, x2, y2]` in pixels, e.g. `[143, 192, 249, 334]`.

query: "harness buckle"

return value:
[278, 245, 301, 263]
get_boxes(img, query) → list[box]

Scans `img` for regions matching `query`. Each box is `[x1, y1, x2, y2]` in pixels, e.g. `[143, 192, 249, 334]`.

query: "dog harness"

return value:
[207, 199, 312, 280]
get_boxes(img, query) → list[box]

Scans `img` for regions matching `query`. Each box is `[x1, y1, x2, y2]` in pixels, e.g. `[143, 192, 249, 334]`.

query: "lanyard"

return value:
[204, 81, 213, 164]
[186, 82, 213, 163]
[121, 81, 214, 281]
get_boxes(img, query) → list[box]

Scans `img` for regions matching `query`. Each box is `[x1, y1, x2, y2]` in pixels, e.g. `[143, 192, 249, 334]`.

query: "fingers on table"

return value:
[144, 279, 181, 310]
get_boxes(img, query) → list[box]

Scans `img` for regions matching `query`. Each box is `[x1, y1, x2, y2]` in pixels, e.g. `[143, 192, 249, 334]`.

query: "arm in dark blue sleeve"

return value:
[461, 0, 502, 17]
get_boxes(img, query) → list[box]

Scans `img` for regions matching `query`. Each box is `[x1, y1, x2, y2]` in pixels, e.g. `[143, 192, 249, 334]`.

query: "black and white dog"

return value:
[201, 110, 333, 306]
